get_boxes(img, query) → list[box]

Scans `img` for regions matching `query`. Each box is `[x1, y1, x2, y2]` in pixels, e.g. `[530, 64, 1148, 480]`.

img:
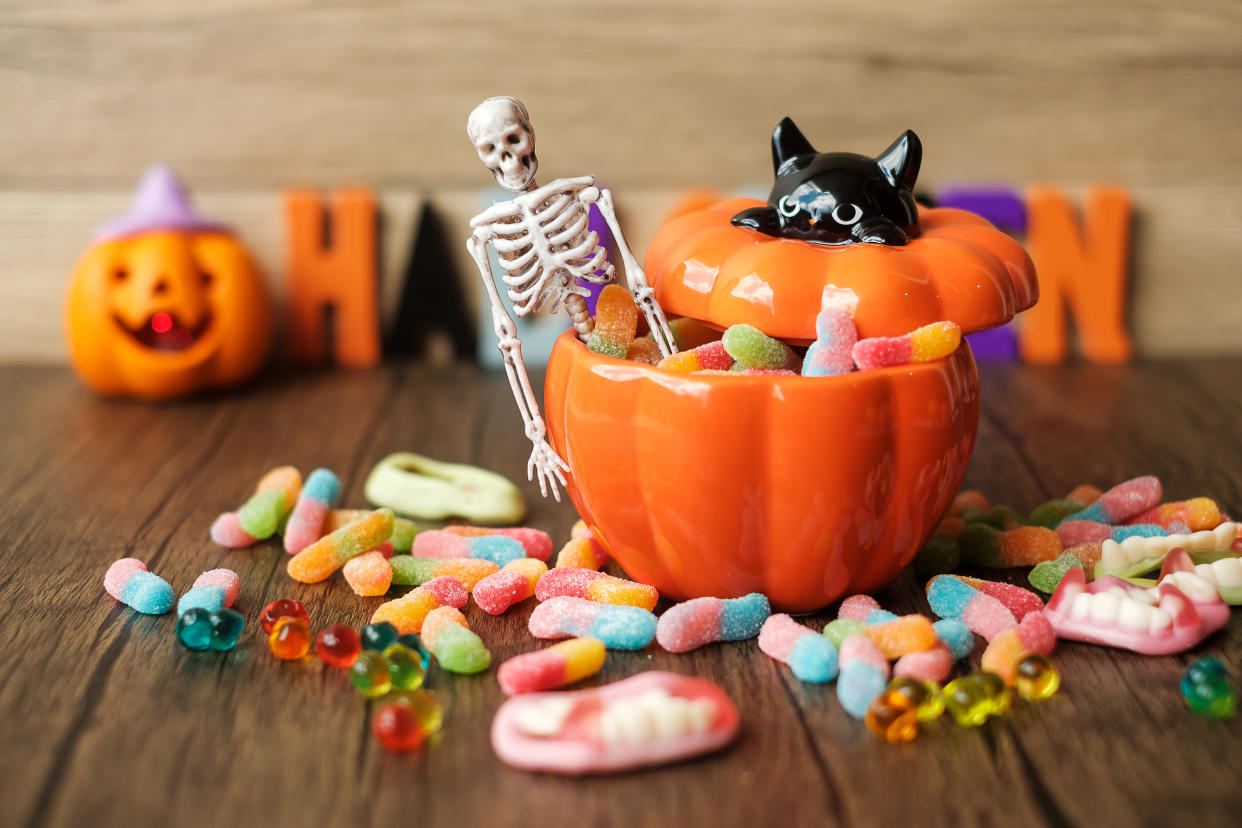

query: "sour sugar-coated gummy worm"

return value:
[655, 594, 771, 653]
[757, 614, 838, 683]
[390, 556, 498, 590]
[473, 558, 548, 614]
[410, 530, 526, 566]
[370, 576, 468, 634]
[836, 635, 890, 718]
[497, 637, 607, 696]
[104, 558, 175, 615]
[287, 508, 394, 583]
[439, 526, 553, 561]
[176, 568, 240, 617]
[529, 597, 657, 650]
[535, 568, 658, 611]
[239, 466, 302, 540]
[421, 607, 491, 674]
[284, 468, 341, 555]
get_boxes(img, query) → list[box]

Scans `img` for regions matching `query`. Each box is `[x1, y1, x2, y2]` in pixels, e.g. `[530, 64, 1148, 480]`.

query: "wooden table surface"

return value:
[4, 360, 1242, 828]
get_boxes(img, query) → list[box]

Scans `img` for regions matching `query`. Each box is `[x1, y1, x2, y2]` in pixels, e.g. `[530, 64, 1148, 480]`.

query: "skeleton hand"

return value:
[527, 439, 570, 502]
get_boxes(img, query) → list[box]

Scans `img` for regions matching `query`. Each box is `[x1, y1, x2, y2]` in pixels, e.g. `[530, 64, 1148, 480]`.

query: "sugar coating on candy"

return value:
[626, 337, 663, 364]
[823, 618, 866, 647]
[585, 285, 640, 358]
[893, 642, 953, 683]
[951, 576, 1044, 620]
[1065, 484, 1102, 505]
[421, 608, 491, 674]
[421, 605, 469, 642]
[287, 507, 394, 583]
[556, 536, 608, 570]
[985, 505, 1026, 531]
[1070, 475, 1162, 524]
[390, 556, 498, 589]
[440, 525, 553, 561]
[1028, 554, 1085, 593]
[656, 594, 770, 653]
[474, 558, 548, 614]
[413, 530, 525, 564]
[210, 512, 256, 548]
[932, 619, 974, 660]
[659, 340, 734, 373]
[758, 614, 839, 683]
[1112, 524, 1167, 541]
[838, 594, 883, 622]
[802, 291, 857, 377]
[836, 636, 890, 718]
[721, 324, 795, 370]
[420, 576, 468, 608]
[371, 580, 463, 635]
[864, 615, 938, 659]
[529, 596, 656, 650]
[960, 524, 1062, 568]
[981, 616, 1057, 687]
[926, 576, 1017, 642]
[851, 333, 913, 371]
[391, 518, 418, 552]
[1029, 498, 1086, 528]
[343, 550, 394, 597]
[536, 567, 658, 611]
[497, 638, 607, 696]
[239, 489, 288, 540]
[284, 468, 340, 555]
[255, 465, 302, 510]
[1128, 498, 1220, 531]
[1055, 520, 1112, 547]
[105, 559, 175, 615]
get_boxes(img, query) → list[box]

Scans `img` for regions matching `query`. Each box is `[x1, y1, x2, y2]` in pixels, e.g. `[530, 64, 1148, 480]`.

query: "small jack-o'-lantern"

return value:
[544, 119, 1037, 611]
[64, 166, 272, 400]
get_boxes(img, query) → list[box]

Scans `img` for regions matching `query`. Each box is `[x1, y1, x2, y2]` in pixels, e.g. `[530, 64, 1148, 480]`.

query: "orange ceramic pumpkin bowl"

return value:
[544, 198, 1036, 612]
[65, 230, 272, 400]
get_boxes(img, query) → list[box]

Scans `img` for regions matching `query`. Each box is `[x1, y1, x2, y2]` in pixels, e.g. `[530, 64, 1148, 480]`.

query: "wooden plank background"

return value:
[2, 0, 1241, 362]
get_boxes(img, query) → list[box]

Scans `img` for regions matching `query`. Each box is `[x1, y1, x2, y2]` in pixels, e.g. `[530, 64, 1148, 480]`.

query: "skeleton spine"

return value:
[565, 294, 594, 336]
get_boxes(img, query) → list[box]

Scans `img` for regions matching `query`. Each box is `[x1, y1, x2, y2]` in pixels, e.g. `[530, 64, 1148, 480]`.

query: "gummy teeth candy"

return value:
[490, 671, 738, 775]
[1097, 522, 1236, 579]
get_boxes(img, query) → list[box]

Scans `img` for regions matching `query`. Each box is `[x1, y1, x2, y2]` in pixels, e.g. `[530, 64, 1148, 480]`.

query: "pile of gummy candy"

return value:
[104, 460, 1242, 765]
[585, 283, 961, 376]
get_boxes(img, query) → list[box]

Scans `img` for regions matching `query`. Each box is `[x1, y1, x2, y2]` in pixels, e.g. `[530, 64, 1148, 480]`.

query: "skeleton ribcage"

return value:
[481, 179, 614, 317]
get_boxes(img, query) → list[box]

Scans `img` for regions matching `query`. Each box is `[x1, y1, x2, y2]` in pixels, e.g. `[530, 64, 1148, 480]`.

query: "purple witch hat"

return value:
[94, 165, 230, 241]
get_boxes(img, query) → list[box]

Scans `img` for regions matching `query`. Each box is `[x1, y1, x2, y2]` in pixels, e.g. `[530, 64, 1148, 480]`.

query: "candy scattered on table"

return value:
[759, 614, 839, 683]
[1013, 654, 1060, 701]
[343, 549, 394, 596]
[1097, 522, 1237, 580]
[555, 521, 609, 570]
[893, 642, 954, 683]
[490, 672, 739, 775]
[372, 691, 442, 753]
[410, 530, 526, 566]
[864, 614, 938, 659]
[287, 508, 395, 583]
[656, 593, 771, 653]
[473, 558, 548, 614]
[384, 642, 427, 690]
[316, 624, 362, 668]
[959, 524, 1061, 568]
[888, 677, 945, 722]
[585, 284, 640, 359]
[284, 468, 341, 555]
[390, 556, 498, 589]
[864, 689, 920, 743]
[209, 512, 257, 549]
[104, 558, 175, 615]
[176, 568, 239, 617]
[926, 575, 1017, 641]
[823, 618, 867, 648]
[536, 568, 659, 611]
[498, 637, 606, 695]
[260, 598, 309, 634]
[1127, 498, 1221, 531]
[836, 635, 890, 718]
[1029, 554, 1086, 593]
[239, 465, 302, 540]
[529, 597, 657, 650]
[371, 577, 469, 634]
[1067, 475, 1162, 525]
[1181, 657, 1236, 719]
[176, 607, 245, 652]
[361, 621, 399, 652]
[269, 616, 312, 660]
[351, 650, 393, 698]
[421, 607, 491, 674]
[438, 525, 554, 561]
[943, 671, 1010, 727]
[980, 613, 1056, 684]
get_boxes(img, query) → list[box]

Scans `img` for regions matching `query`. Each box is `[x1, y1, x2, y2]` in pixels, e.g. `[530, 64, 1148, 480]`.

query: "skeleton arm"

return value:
[467, 229, 570, 500]
[584, 187, 678, 357]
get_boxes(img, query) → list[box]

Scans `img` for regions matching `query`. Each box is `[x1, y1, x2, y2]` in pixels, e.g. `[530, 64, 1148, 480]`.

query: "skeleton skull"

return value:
[467, 97, 538, 192]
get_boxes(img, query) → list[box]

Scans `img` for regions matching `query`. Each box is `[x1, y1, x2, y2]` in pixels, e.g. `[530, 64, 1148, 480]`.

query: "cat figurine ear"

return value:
[770, 117, 816, 173]
[875, 130, 922, 191]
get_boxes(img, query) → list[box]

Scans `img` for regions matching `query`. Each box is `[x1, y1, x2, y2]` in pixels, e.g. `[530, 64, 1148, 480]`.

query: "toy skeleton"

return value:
[466, 97, 677, 501]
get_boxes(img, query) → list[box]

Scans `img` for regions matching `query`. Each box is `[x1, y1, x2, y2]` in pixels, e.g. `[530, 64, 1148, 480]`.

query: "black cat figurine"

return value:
[732, 118, 921, 246]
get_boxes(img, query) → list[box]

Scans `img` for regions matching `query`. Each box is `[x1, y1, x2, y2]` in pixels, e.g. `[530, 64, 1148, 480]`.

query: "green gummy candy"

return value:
[957, 505, 990, 525]
[985, 505, 1024, 530]
[1028, 554, 1085, 594]
[1028, 499, 1085, 529]
[914, 534, 962, 576]
[957, 523, 1004, 567]
[389, 556, 436, 586]
[585, 331, 629, 359]
[239, 489, 286, 539]
[391, 518, 418, 553]
[823, 618, 866, 647]
[722, 324, 791, 369]
[431, 625, 491, 674]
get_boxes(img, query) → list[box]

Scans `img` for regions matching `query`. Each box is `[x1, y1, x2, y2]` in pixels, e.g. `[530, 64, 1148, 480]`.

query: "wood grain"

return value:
[1, 361, 1241, 828]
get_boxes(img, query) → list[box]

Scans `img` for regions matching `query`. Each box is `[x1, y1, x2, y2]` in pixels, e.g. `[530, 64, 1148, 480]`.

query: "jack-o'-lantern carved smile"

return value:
[113, 310, 213, 351]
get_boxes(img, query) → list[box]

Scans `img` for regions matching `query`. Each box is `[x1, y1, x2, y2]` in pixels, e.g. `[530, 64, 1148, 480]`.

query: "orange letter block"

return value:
[1019, 186, 1132, 364]
[284, 189, 381, 367]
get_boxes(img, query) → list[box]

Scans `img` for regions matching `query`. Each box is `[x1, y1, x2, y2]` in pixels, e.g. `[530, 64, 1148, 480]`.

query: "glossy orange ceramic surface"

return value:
[646, 199, 1038, 344]
[65, 230, 272, 400]
[545, 330, 980, 612]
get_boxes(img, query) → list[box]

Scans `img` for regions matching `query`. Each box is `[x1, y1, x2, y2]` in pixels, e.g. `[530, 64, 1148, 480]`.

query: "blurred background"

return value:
[2, 0, 1240, 364]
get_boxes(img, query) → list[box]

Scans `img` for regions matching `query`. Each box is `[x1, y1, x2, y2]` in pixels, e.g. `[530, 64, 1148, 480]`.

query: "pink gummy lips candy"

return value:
[490, 671, 739, 775]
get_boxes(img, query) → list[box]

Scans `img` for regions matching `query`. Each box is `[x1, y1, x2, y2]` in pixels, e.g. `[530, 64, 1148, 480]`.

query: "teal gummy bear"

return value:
[176, 609, 214, 651]
[208, 609, 245, 651]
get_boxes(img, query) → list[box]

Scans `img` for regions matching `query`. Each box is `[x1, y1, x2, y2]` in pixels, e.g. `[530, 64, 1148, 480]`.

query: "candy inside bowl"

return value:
[545, 118, 1037, 612]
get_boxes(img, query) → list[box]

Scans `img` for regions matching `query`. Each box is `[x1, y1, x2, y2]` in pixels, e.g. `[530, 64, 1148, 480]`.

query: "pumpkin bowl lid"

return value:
[646, 198, 1037, 344]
